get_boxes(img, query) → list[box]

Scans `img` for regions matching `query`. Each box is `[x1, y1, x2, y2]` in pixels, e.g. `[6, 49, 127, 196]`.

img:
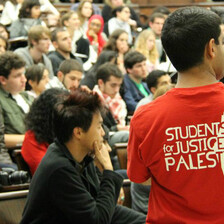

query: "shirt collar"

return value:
[55, 139, 94, 173]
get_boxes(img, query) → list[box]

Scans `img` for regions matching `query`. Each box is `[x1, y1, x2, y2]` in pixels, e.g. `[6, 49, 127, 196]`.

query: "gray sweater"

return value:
[15, 46, 54, 78]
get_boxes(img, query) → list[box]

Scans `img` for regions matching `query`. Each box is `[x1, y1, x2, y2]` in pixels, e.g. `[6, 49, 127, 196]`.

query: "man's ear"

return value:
[31, 39, 37, 47]
[0, 76, 7, 85]
[52, 41, 58, 49]
[206, 38, 216, 59]
[98, 79, 104, 87]
[73, 127, 83, 140]
[150, 87, 156, 94]
[126, 68, 131, 74]
[63, 20, 69, 27]
[28, 79, 35, 88]
[57, 71, 64, 82]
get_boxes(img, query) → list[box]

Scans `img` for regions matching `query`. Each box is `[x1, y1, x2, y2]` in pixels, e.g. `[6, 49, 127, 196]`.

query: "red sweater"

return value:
[21, 130, 49, 175]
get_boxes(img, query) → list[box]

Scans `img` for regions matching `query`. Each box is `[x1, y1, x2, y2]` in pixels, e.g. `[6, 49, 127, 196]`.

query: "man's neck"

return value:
[155, 34, 161, 39]
[129, 74, 142, 84]
[176, 65, 218, 88]
[57, 49, 71, 60]
[29, 47, 43, 64]
[65, 139, 87, 163]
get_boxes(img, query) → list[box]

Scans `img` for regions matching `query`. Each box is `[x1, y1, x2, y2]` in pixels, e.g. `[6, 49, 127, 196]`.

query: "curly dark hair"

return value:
[25, 88, 69, 144]
[19, 0, 40, 18]
[0, 51, 25, 78]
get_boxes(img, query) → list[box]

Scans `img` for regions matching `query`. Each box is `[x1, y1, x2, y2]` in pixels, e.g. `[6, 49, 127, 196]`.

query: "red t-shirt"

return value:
[21, 130, 49, 175]
[127, 82, 224, 224]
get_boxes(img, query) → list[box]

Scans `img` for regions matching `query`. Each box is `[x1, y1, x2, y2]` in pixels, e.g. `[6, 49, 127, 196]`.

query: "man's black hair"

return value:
[0, 51, 25, 78]
[59, 59, 83, 75]
[124, 50, 146, 70]
[53, 89, 102, 143]
[162, 7, 221, 72]
[96, 62, 122, 83]
[146, 70, 167, 90]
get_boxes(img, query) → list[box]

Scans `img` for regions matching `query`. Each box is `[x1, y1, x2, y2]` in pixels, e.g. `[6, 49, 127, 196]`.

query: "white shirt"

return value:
[12, 94, 30, 114]
[0, 1, 21, 25]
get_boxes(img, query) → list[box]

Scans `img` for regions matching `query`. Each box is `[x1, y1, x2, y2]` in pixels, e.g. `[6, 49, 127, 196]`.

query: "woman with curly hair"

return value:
[135, 29, 159, 73]
[104, 29, 129, 74]
[21, 88, 68, 175]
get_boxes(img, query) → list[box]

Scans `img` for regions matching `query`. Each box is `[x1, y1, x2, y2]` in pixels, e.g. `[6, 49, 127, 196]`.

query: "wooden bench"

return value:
[114, 142, 128, 170]
[0, 189, 28, 224]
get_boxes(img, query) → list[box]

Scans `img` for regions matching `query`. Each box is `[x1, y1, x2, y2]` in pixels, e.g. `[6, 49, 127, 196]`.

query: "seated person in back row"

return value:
[0, 52, 33, 148]
[47, 59, 84, 91]
[93, 62, 129, 148]
[14, 25, 54, 78]
[121, 51, 150, 113]
[0, 114, 17, 169]
[48, 28, 82, 76]
[136, 69, 171, 109]
[20, 89, 146, 224]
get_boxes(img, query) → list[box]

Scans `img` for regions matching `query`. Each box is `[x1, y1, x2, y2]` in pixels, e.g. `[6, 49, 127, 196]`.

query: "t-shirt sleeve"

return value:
[127, 122, 151, 183]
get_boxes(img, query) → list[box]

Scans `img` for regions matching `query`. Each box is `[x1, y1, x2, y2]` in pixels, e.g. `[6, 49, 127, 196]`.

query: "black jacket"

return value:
[20, 140, 123, 224]
[48, 51, 82, 76]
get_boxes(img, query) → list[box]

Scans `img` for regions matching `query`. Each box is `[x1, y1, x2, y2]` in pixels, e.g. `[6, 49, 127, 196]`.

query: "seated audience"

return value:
[81, 50, 117, 89]
[71, 0, 101, 15]
[135, 29, 159, 73]
[48, 28, 81, 76]
[0, 52, 33, 148]
[148, 12, 166, 62]
[121, 50, 149, 113]
[103, 29, 129, 74]
[45, 13, 60, 31]
[47, 59, 84, 91]
[102, 0, 141, 27]
[77, 0, 93, 33]
[86, 15, 107, 56]
[14, 25, 54, 78]
[39, 0, 59, 16]
[61, 11, 89, 62]
[0, 0, 23, 26]
[136, 70, 171, 109]
[0, 115, 17, 169]
[151, 6, 171, 19]
[21, 88, 67, 175]
[9, 0, 45, 38]
[0, 35, 8, 54]
[0, 24, 10, 40]
[93, 62, 129, 148]
[20, 89, 146, 224]
[25, 64, 50, 98]
[107, 6, 132, 44]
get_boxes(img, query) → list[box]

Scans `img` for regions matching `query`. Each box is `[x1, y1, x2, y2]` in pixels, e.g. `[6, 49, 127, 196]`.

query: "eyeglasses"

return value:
[90, 22, 101, 28]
